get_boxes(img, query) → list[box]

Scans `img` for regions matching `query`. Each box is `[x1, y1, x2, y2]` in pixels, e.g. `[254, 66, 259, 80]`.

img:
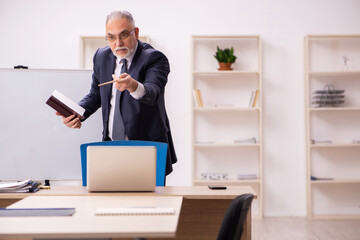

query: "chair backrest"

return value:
[217, 194, 254, 240]
[80, 140, 168, 187]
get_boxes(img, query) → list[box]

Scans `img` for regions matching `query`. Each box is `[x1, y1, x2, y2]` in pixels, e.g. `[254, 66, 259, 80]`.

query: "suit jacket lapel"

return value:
[104, 52, 116, 114]
[128, 40, 143, 74]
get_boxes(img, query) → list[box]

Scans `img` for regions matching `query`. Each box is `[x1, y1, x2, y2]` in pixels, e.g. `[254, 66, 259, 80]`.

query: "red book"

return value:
[46, 90, 85, 120]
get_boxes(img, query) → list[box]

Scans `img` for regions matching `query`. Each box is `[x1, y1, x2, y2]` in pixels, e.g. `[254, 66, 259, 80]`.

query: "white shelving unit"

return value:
[191, 36, 263, 217]
[304, 35, 360, 219]
[79, 35, 150, 69]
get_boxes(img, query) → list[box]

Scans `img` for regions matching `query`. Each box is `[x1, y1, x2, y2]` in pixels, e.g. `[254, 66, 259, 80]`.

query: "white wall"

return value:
[0, 0, 359, 216]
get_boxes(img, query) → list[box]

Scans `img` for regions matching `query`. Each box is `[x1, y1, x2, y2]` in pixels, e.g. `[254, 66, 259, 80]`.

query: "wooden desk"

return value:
[0, 186, 256, 240]
[0, 196, 182, 239]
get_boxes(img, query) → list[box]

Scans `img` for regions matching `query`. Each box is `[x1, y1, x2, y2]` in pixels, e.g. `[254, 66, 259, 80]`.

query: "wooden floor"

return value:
[252, 217, 360, 240]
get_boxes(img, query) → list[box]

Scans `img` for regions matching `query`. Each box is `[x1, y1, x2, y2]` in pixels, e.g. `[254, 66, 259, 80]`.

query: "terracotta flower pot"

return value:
[218, 62, 233, 71]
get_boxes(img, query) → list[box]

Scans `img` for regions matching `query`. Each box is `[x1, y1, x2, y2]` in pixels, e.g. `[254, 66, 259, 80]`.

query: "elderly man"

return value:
[58, 10, 177, 176]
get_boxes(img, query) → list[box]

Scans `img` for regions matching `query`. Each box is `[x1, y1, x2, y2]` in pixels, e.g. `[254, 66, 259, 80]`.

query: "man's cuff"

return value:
[130, 82, 146, 99]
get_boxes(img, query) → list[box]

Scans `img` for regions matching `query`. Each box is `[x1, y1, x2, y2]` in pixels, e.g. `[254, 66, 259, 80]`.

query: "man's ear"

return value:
[134, 27, 139, 39]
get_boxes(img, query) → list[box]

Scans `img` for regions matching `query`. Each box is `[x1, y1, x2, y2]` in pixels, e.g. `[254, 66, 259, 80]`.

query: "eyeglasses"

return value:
[106, 28, 136, 42]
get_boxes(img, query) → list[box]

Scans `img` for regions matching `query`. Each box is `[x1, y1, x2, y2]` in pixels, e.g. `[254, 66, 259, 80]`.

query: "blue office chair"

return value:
[80, 140, 168, 187]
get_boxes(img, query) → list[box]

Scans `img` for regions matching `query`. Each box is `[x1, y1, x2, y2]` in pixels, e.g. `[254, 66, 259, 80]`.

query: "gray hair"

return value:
[106, 10, 135, 27]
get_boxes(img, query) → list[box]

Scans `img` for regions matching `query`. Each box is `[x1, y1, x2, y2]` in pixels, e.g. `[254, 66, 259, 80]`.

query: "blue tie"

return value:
[112, 58, 128, 140]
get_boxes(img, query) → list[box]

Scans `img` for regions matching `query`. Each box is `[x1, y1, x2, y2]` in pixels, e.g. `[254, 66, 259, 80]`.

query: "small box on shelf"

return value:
[201, 173, 228, 181]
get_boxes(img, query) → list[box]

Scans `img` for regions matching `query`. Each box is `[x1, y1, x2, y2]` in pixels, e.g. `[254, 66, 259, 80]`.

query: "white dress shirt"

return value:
[108, 43, 146, 140]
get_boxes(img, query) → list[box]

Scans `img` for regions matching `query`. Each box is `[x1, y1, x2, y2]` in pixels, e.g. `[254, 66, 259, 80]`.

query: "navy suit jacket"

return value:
[79, 41, 177, 175]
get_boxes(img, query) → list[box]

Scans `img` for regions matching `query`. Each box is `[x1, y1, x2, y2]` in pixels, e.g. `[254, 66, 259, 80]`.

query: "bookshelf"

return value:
[191, 36, 263, 217]
[304, 35, 360, 219]
[79, 35, 150, 69]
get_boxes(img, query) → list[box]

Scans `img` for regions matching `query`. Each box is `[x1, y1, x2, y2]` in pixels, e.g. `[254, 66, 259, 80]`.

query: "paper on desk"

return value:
[0, 179, 32, 189]
[95, 207, 175, 215]
[0, 208, 76, 217]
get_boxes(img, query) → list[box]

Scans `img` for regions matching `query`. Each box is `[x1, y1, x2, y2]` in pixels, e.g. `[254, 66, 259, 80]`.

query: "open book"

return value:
[46, 90, 85, 120]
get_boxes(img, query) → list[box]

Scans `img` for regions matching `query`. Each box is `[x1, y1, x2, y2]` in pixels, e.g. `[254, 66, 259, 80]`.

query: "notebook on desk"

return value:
[86, 146, 157, 192]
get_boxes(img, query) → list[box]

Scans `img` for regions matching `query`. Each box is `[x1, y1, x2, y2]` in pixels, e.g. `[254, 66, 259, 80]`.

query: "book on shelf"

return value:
[248, 90, 255, 107]
[310, 139, 332, 144]
[234, 137, 256, 144]
[46, 90, 85, 120]
[193, 89, 204, 108]
[237, 174, 257, 180]
[310, 176, 334, 181]
[195, 141, 214, 144]
[248, 89, 259, 108]
[214, 103, 234, 108]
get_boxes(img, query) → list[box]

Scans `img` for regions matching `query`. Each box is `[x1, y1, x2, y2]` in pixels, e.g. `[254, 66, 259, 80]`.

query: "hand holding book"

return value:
[46, 90, 85, 129]
[46, 90, 85, 120]
[55, 112, 82, 129]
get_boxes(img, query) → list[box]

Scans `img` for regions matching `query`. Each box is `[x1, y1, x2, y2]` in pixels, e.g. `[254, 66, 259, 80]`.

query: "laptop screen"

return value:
[86, 146, 157, 192]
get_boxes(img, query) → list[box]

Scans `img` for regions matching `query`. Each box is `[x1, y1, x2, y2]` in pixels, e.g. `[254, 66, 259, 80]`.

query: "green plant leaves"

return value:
[214, 46, 237, 63]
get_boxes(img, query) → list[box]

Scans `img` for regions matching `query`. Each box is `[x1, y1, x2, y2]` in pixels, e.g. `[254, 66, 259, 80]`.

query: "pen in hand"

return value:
[98, 74, 126, 87]
[98, 80, 117, 87]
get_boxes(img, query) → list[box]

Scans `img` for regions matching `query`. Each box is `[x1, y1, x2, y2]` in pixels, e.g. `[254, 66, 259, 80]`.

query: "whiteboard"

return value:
[0, 69, 102, 180]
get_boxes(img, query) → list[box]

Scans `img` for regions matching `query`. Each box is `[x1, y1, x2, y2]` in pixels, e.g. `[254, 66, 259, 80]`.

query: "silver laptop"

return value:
[86, 146, 157, 192]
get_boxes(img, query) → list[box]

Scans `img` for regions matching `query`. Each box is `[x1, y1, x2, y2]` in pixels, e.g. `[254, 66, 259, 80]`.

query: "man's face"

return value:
[106, 18, 139, 58]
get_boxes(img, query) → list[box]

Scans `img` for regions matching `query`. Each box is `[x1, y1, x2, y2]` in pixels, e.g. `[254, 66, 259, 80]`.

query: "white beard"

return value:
[113, 47, 134, 59]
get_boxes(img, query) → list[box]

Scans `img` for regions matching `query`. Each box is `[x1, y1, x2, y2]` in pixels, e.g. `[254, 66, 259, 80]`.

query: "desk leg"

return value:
[244, 207, 251, 240]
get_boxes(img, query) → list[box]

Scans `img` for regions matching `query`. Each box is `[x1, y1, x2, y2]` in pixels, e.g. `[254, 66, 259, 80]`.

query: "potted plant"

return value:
[214, 46, 237, 70]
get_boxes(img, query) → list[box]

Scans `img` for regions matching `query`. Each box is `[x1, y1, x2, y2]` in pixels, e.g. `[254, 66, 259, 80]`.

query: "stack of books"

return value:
[0, 179, 41, 193]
